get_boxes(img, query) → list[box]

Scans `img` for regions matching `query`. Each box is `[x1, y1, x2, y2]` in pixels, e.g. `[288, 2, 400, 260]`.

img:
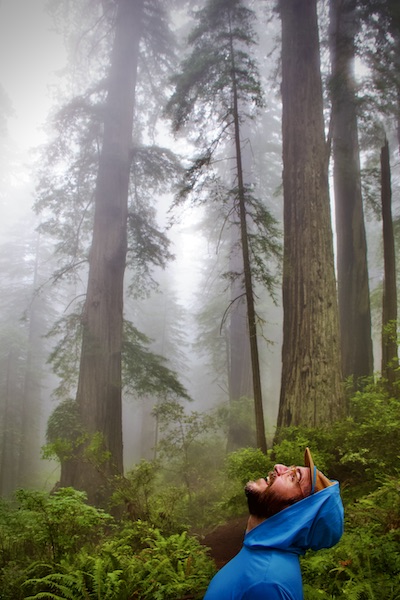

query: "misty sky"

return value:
[0, 1, 212, 307]
[0, 0, 66, 150]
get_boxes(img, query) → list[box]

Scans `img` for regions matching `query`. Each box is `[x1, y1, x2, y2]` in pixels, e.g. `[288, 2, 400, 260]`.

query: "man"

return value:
[203, 447, 344, 600]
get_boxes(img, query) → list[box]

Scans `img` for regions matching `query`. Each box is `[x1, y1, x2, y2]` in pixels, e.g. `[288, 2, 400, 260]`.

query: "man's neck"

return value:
[246, 514, 266, 533]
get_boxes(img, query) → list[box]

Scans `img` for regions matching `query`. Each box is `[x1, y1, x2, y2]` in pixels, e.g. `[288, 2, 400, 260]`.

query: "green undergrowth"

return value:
[271, 381, 400, 599]
[0, 491, 215, 600]
[0, 382, 399, 599]
[302, 477, 400, 599]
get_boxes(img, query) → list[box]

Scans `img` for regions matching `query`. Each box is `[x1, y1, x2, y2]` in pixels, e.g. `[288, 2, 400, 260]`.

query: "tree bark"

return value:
[329, 0, 374, 386]
[67, 0, 144, 504]
[278, 0, 344, 427]
[380, 138, 399, 393]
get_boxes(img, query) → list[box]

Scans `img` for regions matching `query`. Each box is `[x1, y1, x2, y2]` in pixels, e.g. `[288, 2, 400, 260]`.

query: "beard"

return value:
[245, 480, 299, 519]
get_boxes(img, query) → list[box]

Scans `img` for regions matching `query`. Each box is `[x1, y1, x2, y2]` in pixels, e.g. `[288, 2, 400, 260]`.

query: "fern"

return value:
[23, 559, 128, 600]
[24, 571, 84, 600]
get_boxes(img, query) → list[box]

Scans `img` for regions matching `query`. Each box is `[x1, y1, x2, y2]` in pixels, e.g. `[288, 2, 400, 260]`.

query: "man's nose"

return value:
[274, 464, 289, 475]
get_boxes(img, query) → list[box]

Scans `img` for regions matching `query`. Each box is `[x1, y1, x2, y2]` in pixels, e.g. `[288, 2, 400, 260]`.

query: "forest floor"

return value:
[198, 515, 248, 569]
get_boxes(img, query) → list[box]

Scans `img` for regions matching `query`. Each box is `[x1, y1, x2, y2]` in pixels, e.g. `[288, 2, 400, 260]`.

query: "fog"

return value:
[0, 0, 391, 498]
[0, 0, 65, 144]
[0, 0, 66, 238]
[0, 1, 284, 491]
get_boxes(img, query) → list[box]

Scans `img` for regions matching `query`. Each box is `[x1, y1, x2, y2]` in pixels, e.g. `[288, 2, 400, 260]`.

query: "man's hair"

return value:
[245, 483, 301, 519]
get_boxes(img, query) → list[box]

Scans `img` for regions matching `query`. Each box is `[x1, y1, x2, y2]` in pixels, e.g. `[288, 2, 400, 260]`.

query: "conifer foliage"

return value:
[167, 0, 281, 453]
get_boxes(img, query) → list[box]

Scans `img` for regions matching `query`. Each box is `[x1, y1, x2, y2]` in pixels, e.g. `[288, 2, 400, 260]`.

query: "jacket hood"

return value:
[244, 481, 344, 555]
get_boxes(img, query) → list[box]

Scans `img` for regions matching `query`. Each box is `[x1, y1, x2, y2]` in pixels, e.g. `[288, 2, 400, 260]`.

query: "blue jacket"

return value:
[203, 482, 344, 600]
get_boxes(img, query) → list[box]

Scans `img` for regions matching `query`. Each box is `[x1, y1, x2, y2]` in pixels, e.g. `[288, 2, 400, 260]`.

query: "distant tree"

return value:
[380, 138, 399, 393]
[329, 0, 374, 387]
[36, 0, 187, 504]
[227, 227, 254, 450]
[226, 126, 259, 450]
[278, 0, 345, 427]
[154, 399, 219, 501]
[355, 0, 400, 389]
[192, 206, 256, 451]
[17, 233, 51, 488]
[166, 0, 281, 453]
[358, 0, 400, 153]
[0, 330, 25, 497]
[0, 224, 53, 495]
[228, 123, 255, 407]
[124, 278, 189, 461]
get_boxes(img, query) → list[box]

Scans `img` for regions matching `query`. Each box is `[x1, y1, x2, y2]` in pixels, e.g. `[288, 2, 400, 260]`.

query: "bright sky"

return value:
[0, 0, 66, 150]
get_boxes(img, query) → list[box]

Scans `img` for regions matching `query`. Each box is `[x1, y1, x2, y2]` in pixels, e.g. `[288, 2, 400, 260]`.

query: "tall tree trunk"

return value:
[329, 0, 374, 387]
[0, 351, 17, 497]
[380, 138, 399, 393]
[229, 21, 267, 453]
[18, 233, 42, 487]
[227, 120, 255, 451]
[227, 227, 253, 451]
[278, 0, 344, 427]
[66, 0, 144, 504]
[229, 228, 252, 404]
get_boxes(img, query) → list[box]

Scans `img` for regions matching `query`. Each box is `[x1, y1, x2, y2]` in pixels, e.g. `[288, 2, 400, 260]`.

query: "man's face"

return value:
[245, 464, 312, 519]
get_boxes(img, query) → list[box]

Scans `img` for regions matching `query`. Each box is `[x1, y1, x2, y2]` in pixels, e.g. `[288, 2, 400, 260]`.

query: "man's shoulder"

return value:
[203, 547, 302, 600]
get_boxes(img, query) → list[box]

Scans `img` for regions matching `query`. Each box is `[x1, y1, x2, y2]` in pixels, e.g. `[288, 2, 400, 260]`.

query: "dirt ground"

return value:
[199, 515, 248, 569]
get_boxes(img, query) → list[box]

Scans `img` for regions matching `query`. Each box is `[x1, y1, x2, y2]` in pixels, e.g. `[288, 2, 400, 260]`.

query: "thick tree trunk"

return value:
[278, 0, 344, 427]
[66, 0, 144, 504]
[380, 138, 399, 393]
[329, 0, 374, 386]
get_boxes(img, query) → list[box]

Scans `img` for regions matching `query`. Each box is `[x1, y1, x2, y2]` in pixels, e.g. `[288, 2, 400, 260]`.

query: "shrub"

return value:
[12, 488, 113, 563]
[127, 528, 216, 600]
[273, 382, 400, 496]
[302, 476, 400, 599]
[225, 447, 271, 486]
[302, 527, 400, 600]
[0, 488, 114, 599]
[22, 521, 215, 600]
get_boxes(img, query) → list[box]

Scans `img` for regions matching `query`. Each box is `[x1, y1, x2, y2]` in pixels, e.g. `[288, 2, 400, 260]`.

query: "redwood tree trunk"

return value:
[380, 138, 399, 393]
[66, 0, 144, 504]
[329, 0, 374, 386]
[278, 0, 344, 427]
